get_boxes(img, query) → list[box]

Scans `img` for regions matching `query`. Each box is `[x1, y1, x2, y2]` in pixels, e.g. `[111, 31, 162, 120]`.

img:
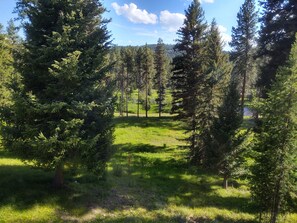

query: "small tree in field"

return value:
[251, 35, 297, 223]
[0, 0, 115, 188]
[142, 45, 154, 118]
[211, 78, 243, 189]
[135, 47, 145, 117]
[154, 38, 169, 117]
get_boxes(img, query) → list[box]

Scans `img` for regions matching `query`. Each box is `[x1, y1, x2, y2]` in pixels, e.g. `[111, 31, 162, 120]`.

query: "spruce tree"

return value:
[257, 0, 297, 97]
[135, 47, 145, 117]
[204, 20, 232, 165]
[211, 78, 243, 189]
[251, 35, 297, 223]
[6, 20, 21, 46]
[122, 47, 135, 117]
[171, 0, 208, 164]
[119, 48, 126, 116]
[0, 0, 114, 188]
[154, 38, 169, 117]
[230, 0, 257, 108]
[142, 45, 154, 118]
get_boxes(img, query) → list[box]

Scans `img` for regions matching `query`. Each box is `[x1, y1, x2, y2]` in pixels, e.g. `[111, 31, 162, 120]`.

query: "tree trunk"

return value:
[120, 73, 124, 116]
[223, 176, 228, 189]
[158, 75, 161, 118]
[145, 76, 148, 118]
[270, 186, 280, 223]
[126, 90, 128, 117]
[241, 69, 247, 110]
[137, 88, 140, 117]
[145, 90, 148, 118]
[270, 171, 283, 223]
[126, 72, 129, 117]
[53, 164, 64, 189]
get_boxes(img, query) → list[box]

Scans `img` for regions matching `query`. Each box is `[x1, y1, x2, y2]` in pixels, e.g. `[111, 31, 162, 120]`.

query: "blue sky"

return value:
[0, 0, 247, 49]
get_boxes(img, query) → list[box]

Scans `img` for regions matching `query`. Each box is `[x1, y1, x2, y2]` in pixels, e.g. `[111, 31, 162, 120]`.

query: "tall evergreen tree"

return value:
[204, 20, 232, 165]
[211, 78, 243, 189]
[251, 35, 297, 223]
[6, 19, 21, 45]
[142, 45, 154, 118]
[118, 48, 126, 116]
[230, 0, 257, 108]
[154, 38, 169, 117]
[0, 0, 115, 188]
[172, 0, 208, 164]
[257, 0, 297, 97]
[135, 47, 145, 117]
[122, 47, 135, 117]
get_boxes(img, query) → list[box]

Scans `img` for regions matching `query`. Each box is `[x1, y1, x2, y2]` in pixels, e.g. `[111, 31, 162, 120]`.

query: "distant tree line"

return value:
[108, 39, 171, 117]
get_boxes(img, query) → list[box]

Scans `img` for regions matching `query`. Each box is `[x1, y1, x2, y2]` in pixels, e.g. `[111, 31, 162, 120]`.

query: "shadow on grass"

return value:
[90, 216, 257, 223]
[108, 143, 257, 216]
[0, 140, 256, 222]
[113, 116, 184, 131]
[0, 165, 60, 209]
[0, 149, 19, 158]
[116, 143, 167, 153]
[0, 161, 110, 218]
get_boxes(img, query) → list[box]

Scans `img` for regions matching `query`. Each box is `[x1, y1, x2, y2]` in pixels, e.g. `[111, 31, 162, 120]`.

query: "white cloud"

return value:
[160, 10, 186, 32]
[218, 25, 232, 44]
[111, 2, 157, 24]
[218, 25, 227, 33]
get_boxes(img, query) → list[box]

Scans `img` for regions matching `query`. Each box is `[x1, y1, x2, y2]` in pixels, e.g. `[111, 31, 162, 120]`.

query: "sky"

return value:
[0, 0, 247, 50]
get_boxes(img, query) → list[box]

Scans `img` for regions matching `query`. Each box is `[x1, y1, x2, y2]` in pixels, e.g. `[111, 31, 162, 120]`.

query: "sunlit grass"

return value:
[1, 115, 296, 222]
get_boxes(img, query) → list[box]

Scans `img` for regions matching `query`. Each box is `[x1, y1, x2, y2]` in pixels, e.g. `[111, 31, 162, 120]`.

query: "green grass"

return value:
[116, 89, 173, 115]
[1, 116, 297, 222]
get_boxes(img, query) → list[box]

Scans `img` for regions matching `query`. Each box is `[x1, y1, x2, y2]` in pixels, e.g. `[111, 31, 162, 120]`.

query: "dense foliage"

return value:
[252, 35, 297, 223]
[171, 1, 231, 166]
[0, 25, 14, 108]
[0, 0, 115, 187]
[257, 0, 297, 97]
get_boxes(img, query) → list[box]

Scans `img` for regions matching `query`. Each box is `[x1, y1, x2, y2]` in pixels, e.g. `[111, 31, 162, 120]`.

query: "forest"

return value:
[0, 0, 297, 222]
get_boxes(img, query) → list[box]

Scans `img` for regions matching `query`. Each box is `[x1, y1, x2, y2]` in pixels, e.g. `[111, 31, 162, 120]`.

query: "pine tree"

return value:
[211, 78, 243, 189]
[257, 0, 297, 97]
[154, 38, 169, 117]
[251, 35, 297, 223]
[122, 47, 135, 117]
[6, 19, 21, 45]
[118, 48, 126, 116]
[0, 0, 115, 188]
[230, 0, 257, 108]
[171, 0, 208, 164]
[142, 45, 154, 118]
[135, 47, 145, 117]
[204, 20, 232, 165]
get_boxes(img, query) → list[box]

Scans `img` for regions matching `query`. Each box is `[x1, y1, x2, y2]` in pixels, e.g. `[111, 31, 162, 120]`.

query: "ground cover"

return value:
[1, 116, 297, 222]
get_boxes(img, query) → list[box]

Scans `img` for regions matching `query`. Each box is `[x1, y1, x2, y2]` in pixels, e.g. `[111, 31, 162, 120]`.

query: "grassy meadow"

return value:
[1, 113, 297, 222]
